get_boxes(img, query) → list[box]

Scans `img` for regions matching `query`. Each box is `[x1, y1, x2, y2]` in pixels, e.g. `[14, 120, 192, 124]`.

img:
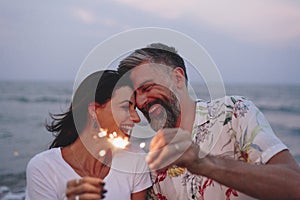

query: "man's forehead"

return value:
[129, 63, 171, 87]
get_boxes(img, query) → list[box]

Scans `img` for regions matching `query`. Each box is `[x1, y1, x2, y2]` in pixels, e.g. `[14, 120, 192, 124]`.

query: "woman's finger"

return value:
[66, 177, 106, 199]
[67, 177, 104, 188]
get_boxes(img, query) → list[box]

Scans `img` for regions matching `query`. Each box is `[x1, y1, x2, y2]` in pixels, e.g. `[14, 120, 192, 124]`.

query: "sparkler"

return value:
[108, 131, 129, 149]
[139, 142, 146, 149]
[97, 128, 146, 158]
[97, 128, 129, 150]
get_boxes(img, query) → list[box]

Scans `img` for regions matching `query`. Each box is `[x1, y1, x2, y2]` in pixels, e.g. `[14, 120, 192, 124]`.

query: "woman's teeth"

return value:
[120, 125, 133, 132]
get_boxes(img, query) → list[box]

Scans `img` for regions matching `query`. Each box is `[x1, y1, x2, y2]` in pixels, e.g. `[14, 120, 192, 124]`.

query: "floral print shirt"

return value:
[148, 96, 287, 200]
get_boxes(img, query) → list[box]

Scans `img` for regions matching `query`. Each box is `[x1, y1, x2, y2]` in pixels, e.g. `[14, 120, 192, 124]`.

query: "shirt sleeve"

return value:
[233, 96, 288, 164]
[25, 155, 59, 200]
[132, 171, 152, 193]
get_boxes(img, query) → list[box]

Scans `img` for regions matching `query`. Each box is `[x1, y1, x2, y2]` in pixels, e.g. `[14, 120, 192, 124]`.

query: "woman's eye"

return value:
[121, 105, 129, 110]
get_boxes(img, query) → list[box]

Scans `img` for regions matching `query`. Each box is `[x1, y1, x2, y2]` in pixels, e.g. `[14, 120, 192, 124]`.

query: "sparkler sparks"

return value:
[98, 129, 129, 151]
[98, 129, 107, 138]
[97, 129, 147, 159]
[108, 132, 129, 149]
[99, 150, 106, 157]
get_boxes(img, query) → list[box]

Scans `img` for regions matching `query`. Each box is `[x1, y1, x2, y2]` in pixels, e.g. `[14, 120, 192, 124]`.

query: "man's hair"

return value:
[118, 43, 188, 83]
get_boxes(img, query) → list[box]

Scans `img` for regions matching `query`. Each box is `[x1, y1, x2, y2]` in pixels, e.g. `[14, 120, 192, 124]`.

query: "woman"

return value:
[26, 70, 152, 200]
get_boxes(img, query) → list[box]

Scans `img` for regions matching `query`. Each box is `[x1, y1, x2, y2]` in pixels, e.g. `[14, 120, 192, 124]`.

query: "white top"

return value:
[26, 145, 151, 200]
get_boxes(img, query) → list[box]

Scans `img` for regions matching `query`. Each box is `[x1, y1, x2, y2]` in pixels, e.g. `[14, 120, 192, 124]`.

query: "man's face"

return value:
[129, 63, 181, 131]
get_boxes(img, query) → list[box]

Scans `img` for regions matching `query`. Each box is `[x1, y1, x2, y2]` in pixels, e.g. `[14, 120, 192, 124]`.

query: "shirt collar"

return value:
[193, 99, 210, 127]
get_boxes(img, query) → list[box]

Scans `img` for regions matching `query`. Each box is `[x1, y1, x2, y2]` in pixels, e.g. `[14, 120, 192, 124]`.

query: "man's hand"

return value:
[146, 128, 200, 172]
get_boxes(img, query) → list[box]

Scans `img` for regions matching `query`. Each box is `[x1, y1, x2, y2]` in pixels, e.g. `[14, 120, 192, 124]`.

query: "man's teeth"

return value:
[149, 104, 160, 113]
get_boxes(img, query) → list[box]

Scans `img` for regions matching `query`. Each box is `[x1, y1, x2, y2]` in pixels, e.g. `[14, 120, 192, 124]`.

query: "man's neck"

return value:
[178, 97, 197, 133]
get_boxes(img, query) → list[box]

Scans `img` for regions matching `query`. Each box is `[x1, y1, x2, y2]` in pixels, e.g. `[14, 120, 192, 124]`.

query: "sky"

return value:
[1, 0, 300, 84]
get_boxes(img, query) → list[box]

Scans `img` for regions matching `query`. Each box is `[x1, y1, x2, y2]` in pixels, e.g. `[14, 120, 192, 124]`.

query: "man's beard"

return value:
[141, 93, 180, 131]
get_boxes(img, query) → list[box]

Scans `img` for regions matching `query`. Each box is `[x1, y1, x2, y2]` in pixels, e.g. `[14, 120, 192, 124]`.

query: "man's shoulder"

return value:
[212, 95, 249, 103]
[204, 95, 254, 108]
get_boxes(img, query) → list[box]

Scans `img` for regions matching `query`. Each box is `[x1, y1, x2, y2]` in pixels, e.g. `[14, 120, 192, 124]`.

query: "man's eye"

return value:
[142, 84, 153, 92]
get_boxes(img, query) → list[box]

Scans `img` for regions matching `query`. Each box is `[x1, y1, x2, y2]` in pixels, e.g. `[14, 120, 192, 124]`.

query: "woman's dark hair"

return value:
[47, 70, 132, 148]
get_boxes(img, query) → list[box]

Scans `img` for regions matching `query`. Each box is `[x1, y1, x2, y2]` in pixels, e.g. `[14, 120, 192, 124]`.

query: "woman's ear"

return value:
[88, 102, 100, 119]
[172, 67, 186, 88]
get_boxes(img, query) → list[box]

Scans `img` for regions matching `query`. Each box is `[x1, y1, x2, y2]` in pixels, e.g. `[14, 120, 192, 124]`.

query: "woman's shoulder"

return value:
[27, 148, 62, 168]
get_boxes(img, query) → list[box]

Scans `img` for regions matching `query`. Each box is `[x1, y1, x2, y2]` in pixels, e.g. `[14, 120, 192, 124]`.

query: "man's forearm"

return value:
[189, 151, 300, 200]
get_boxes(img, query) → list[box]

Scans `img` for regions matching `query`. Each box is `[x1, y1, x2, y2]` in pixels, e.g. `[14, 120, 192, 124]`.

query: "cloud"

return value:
[69, 6, 119, 28]
[115, 0, 300, 45]
[70, 7, 96, 24]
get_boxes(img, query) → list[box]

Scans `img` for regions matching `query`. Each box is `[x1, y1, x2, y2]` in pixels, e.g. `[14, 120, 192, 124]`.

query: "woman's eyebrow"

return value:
[119, 100, 133, 105]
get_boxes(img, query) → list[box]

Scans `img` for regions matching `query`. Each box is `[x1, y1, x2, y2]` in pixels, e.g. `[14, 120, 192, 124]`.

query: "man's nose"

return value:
[136, 93, 147, 109]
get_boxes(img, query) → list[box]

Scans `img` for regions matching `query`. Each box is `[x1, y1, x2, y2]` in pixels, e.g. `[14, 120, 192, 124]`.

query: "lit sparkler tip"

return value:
[112, 132, 117, 137]
[139, 142, 146, 149]
[99, 150, 106, 157]
[109, 137, 129, 149]
[103, 131, 130, 149]
[98, 131, 107, 138]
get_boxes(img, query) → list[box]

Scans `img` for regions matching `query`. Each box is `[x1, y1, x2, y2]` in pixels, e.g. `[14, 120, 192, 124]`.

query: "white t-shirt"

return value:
[26, 145, 151, 200]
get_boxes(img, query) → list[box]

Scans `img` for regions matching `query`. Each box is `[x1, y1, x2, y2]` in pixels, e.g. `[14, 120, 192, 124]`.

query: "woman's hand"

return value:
[66, 177, 107, 200]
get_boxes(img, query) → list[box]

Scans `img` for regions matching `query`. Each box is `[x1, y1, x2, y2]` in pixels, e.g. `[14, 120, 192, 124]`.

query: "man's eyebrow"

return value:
[137, 80, 153, 89]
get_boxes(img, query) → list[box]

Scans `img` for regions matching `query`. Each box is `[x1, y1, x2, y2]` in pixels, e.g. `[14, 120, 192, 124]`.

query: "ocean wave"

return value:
[0, 131, 13, 139]
[258, 105, 300, 115]
[0, 96, 70, 104]
[0, 190, 25, 200]
[34, 96, 69, 103]
[0, 172, 27, 200]
[0, 173, 26, 200]
[289, 128, 300, 136]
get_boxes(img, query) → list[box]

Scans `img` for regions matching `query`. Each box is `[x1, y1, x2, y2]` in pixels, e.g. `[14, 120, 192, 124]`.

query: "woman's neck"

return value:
[62, 138, 109, 178]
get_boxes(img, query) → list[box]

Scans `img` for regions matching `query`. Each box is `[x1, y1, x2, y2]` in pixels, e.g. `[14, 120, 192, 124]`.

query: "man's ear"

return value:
[172, 67, 186, 88]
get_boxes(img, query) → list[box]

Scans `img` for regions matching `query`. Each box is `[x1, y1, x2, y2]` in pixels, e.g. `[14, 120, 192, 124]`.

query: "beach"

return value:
[0, 81, 299, 199]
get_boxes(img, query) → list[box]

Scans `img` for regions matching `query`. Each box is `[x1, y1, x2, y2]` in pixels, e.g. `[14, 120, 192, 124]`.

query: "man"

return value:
[118, 43, 300, 199]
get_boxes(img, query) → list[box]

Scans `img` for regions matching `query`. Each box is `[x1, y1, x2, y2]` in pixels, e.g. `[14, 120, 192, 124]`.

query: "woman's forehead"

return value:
[112, 86, 134, 102]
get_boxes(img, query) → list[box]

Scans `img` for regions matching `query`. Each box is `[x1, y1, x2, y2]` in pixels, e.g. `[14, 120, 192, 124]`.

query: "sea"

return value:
[0, 81, 300, 200]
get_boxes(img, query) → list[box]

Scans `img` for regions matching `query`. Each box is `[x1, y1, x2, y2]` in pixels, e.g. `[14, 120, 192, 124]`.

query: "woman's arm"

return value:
[131, 189, 148, 200]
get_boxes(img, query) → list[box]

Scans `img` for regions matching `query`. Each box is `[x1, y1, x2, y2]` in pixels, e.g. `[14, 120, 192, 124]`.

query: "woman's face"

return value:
[96, 86, 140, 137]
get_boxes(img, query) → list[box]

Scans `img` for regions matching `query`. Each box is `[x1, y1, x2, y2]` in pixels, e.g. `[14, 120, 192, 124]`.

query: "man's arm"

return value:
[191, 149, 300, 200]
[146, 128, 300, 200]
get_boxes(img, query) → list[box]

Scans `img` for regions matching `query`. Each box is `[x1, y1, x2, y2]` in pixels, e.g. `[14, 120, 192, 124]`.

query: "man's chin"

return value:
[149, 120, 165, 132]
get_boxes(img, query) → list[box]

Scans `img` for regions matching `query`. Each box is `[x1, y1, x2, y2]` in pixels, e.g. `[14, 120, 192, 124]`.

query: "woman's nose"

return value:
[130, 110, 141, 123]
